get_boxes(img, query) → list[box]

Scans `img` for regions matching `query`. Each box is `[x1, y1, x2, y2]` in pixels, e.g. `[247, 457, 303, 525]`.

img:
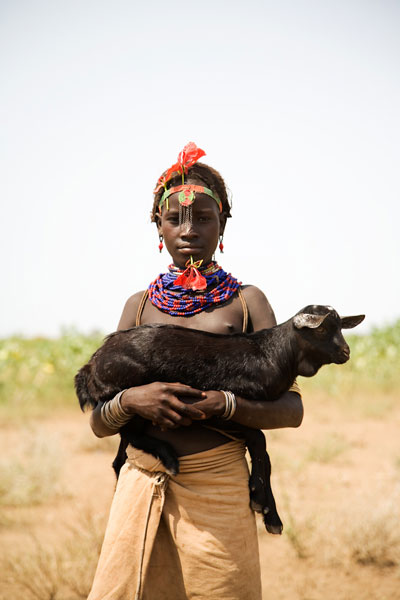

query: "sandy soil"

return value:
[1, 398, 399, 600]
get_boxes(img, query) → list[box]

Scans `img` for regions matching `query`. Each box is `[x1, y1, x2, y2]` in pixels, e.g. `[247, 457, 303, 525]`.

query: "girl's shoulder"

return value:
[117, 290, 147, 330]
[240, 285, 277, 331]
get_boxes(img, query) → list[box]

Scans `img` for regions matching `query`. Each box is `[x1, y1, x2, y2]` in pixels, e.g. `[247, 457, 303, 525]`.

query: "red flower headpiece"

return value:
[154, 142, 206, 193]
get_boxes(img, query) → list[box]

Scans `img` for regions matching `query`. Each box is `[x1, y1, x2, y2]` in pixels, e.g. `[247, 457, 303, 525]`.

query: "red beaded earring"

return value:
[158, 235, 164, 253]
[219, 235, 224, 253]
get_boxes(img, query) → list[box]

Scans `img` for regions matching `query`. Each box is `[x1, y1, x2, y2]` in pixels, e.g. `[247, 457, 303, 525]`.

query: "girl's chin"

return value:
[172, 251, 213, 268]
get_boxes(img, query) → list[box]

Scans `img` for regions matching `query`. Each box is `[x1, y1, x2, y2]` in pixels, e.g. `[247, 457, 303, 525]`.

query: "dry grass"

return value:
[77, 431, 120, 454]
[0, 431, 65, 506]
[306, 433, 351, 464]
[0, 513, 105, 600]
[279, 490, 400, 571]
[345, 498, 400, 568]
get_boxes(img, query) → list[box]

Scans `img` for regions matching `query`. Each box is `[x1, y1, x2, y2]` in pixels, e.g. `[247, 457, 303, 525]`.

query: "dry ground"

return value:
[1, 395, 399, 600]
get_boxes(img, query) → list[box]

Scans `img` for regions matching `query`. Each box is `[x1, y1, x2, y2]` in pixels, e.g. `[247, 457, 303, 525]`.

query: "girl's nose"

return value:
[181, 221, 197, 237]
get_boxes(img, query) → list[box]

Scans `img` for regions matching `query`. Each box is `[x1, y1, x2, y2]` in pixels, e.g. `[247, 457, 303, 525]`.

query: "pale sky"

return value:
[1, 0, 399, 337]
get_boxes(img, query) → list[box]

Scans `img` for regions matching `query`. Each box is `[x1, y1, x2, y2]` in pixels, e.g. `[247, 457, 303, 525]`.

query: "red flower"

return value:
[178, 142, 206, 173]
[175, 265, 207, 291]
[154, 143, 206, 193]
[154, 162, 181, 193]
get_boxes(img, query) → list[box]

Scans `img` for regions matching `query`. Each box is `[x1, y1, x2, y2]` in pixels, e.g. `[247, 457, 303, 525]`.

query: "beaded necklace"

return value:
[148, 262, 241, 317]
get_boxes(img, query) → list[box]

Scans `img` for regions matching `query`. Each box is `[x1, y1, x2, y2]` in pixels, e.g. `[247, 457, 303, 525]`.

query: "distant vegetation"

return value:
[0, 329, 104, 420]
[299, 319, 400, 414]
[0, 320, 399, 421]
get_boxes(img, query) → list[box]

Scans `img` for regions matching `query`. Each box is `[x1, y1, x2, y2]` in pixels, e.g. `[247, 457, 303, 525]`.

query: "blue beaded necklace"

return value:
[148, 262, 241, 316]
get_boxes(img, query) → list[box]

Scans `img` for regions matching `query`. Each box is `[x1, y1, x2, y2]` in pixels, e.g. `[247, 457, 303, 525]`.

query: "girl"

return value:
[88, 143, 303, 600]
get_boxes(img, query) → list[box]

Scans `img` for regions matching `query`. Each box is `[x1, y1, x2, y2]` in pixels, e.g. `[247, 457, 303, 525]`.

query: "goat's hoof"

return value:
[265, 523, 283, 535]
[163, 457, 179, 476]
[264, 513, 283, 535]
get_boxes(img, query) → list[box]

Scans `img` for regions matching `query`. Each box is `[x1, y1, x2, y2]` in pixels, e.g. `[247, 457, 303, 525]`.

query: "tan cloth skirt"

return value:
[88, 440, 262, 600]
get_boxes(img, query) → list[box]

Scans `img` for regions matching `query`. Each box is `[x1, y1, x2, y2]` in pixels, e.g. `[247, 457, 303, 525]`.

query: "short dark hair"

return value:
[151, 162, 232, 222]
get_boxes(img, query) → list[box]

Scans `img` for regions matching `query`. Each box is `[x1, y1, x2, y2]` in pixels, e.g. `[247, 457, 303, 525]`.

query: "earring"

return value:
[158, 235, 164, 253]
[219, 235, 224, 253]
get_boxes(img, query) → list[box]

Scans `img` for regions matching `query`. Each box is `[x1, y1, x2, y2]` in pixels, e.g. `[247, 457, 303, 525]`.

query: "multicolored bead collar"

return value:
[148, 261, 241, 317]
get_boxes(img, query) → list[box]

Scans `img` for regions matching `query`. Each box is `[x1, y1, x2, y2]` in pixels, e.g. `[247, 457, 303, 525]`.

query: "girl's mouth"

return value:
[179, 246, 203, 254]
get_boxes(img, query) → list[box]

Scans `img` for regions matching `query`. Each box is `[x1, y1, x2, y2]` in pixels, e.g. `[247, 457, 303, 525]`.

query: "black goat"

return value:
[75, 305, 364, 534]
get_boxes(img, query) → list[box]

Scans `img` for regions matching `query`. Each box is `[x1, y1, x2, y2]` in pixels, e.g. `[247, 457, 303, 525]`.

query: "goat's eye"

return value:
[315, 325, 327, 336]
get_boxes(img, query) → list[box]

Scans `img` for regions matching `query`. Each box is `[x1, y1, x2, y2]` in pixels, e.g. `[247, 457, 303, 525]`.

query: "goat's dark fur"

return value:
[75, 305, 364, 534]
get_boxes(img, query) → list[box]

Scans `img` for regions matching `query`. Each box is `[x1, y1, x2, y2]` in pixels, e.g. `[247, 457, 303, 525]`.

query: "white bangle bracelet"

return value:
[100, 390, 131, 429]
[220, 390, 237, 420]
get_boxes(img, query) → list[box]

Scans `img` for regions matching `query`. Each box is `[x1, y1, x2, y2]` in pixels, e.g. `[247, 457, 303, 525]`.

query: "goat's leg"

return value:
[112, 438, 129, 478]
[119, 422, 180, 475]
[244, 428, 283, 535]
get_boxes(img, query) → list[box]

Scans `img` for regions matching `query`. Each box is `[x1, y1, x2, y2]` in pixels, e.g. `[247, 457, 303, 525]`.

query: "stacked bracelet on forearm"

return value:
[220, 390, 237, 420]
[100, 390, 131, 429]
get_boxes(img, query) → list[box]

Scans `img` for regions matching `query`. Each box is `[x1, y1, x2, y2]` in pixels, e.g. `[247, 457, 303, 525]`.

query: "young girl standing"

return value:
[88, 143, 303, 600]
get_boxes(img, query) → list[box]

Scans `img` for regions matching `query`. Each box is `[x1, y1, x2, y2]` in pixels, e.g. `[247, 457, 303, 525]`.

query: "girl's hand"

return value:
[121, 382, 207, 430]
[183, 390, 226, 420]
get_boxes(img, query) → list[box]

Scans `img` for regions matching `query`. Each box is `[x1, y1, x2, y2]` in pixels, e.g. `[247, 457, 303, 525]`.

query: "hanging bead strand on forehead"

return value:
[178, 187, 195, 228]
[180, 204, 193, 229]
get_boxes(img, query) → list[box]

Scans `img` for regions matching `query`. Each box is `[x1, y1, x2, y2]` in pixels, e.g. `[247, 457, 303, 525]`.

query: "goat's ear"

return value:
[293, 313, 328, 329]
[340, 315, 365, 329]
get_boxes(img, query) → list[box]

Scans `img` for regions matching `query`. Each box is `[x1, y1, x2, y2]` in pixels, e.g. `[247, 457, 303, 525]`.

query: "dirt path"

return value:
[1, 399, 399, 599]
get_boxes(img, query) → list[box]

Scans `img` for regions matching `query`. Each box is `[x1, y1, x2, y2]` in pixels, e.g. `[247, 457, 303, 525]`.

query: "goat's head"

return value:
[292, 305, 365, 377]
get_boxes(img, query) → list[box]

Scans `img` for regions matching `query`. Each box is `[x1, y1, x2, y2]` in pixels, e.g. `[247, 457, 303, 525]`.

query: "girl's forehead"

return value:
[165, 194, 220, 214]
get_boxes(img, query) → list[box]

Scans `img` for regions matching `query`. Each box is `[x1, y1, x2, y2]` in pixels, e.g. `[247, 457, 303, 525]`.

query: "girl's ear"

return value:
[219, 213, 227, 235]
[155, 213, 162, 235]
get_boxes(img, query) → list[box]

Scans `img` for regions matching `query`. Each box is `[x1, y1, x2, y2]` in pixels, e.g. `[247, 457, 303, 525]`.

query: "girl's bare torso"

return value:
[127, 290, 248, 456]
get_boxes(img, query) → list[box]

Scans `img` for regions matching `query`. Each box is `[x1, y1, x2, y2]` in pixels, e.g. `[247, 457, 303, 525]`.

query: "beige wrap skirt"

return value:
[88, 440, 262, 600]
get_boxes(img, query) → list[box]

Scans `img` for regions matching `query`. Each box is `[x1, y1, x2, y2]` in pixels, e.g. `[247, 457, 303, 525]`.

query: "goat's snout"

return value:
[337, 343, 350, 363]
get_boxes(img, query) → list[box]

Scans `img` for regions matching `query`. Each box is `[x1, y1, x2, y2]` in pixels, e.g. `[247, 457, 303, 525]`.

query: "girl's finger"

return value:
[167, 396, 206, 419]
[167, 383, 206, 397]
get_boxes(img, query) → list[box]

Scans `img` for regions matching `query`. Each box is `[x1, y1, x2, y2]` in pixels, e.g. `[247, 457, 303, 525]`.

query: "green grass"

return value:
[0, 329, 103, 421]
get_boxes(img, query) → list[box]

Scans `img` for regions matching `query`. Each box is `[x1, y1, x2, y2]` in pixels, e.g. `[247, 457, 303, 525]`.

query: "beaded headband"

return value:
[158, 184, 222, 214]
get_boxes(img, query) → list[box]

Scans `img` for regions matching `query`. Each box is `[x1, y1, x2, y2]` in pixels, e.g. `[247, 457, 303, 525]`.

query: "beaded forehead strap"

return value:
[155, 142, 221, 226]
[158, 185, 222, 214]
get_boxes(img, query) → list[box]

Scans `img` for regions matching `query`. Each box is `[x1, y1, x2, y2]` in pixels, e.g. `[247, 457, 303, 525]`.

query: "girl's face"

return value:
[157, 192, 226, 269]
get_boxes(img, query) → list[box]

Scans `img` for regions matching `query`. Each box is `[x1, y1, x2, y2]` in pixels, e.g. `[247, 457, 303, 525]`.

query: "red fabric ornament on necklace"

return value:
[174, 259, 207, 291]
